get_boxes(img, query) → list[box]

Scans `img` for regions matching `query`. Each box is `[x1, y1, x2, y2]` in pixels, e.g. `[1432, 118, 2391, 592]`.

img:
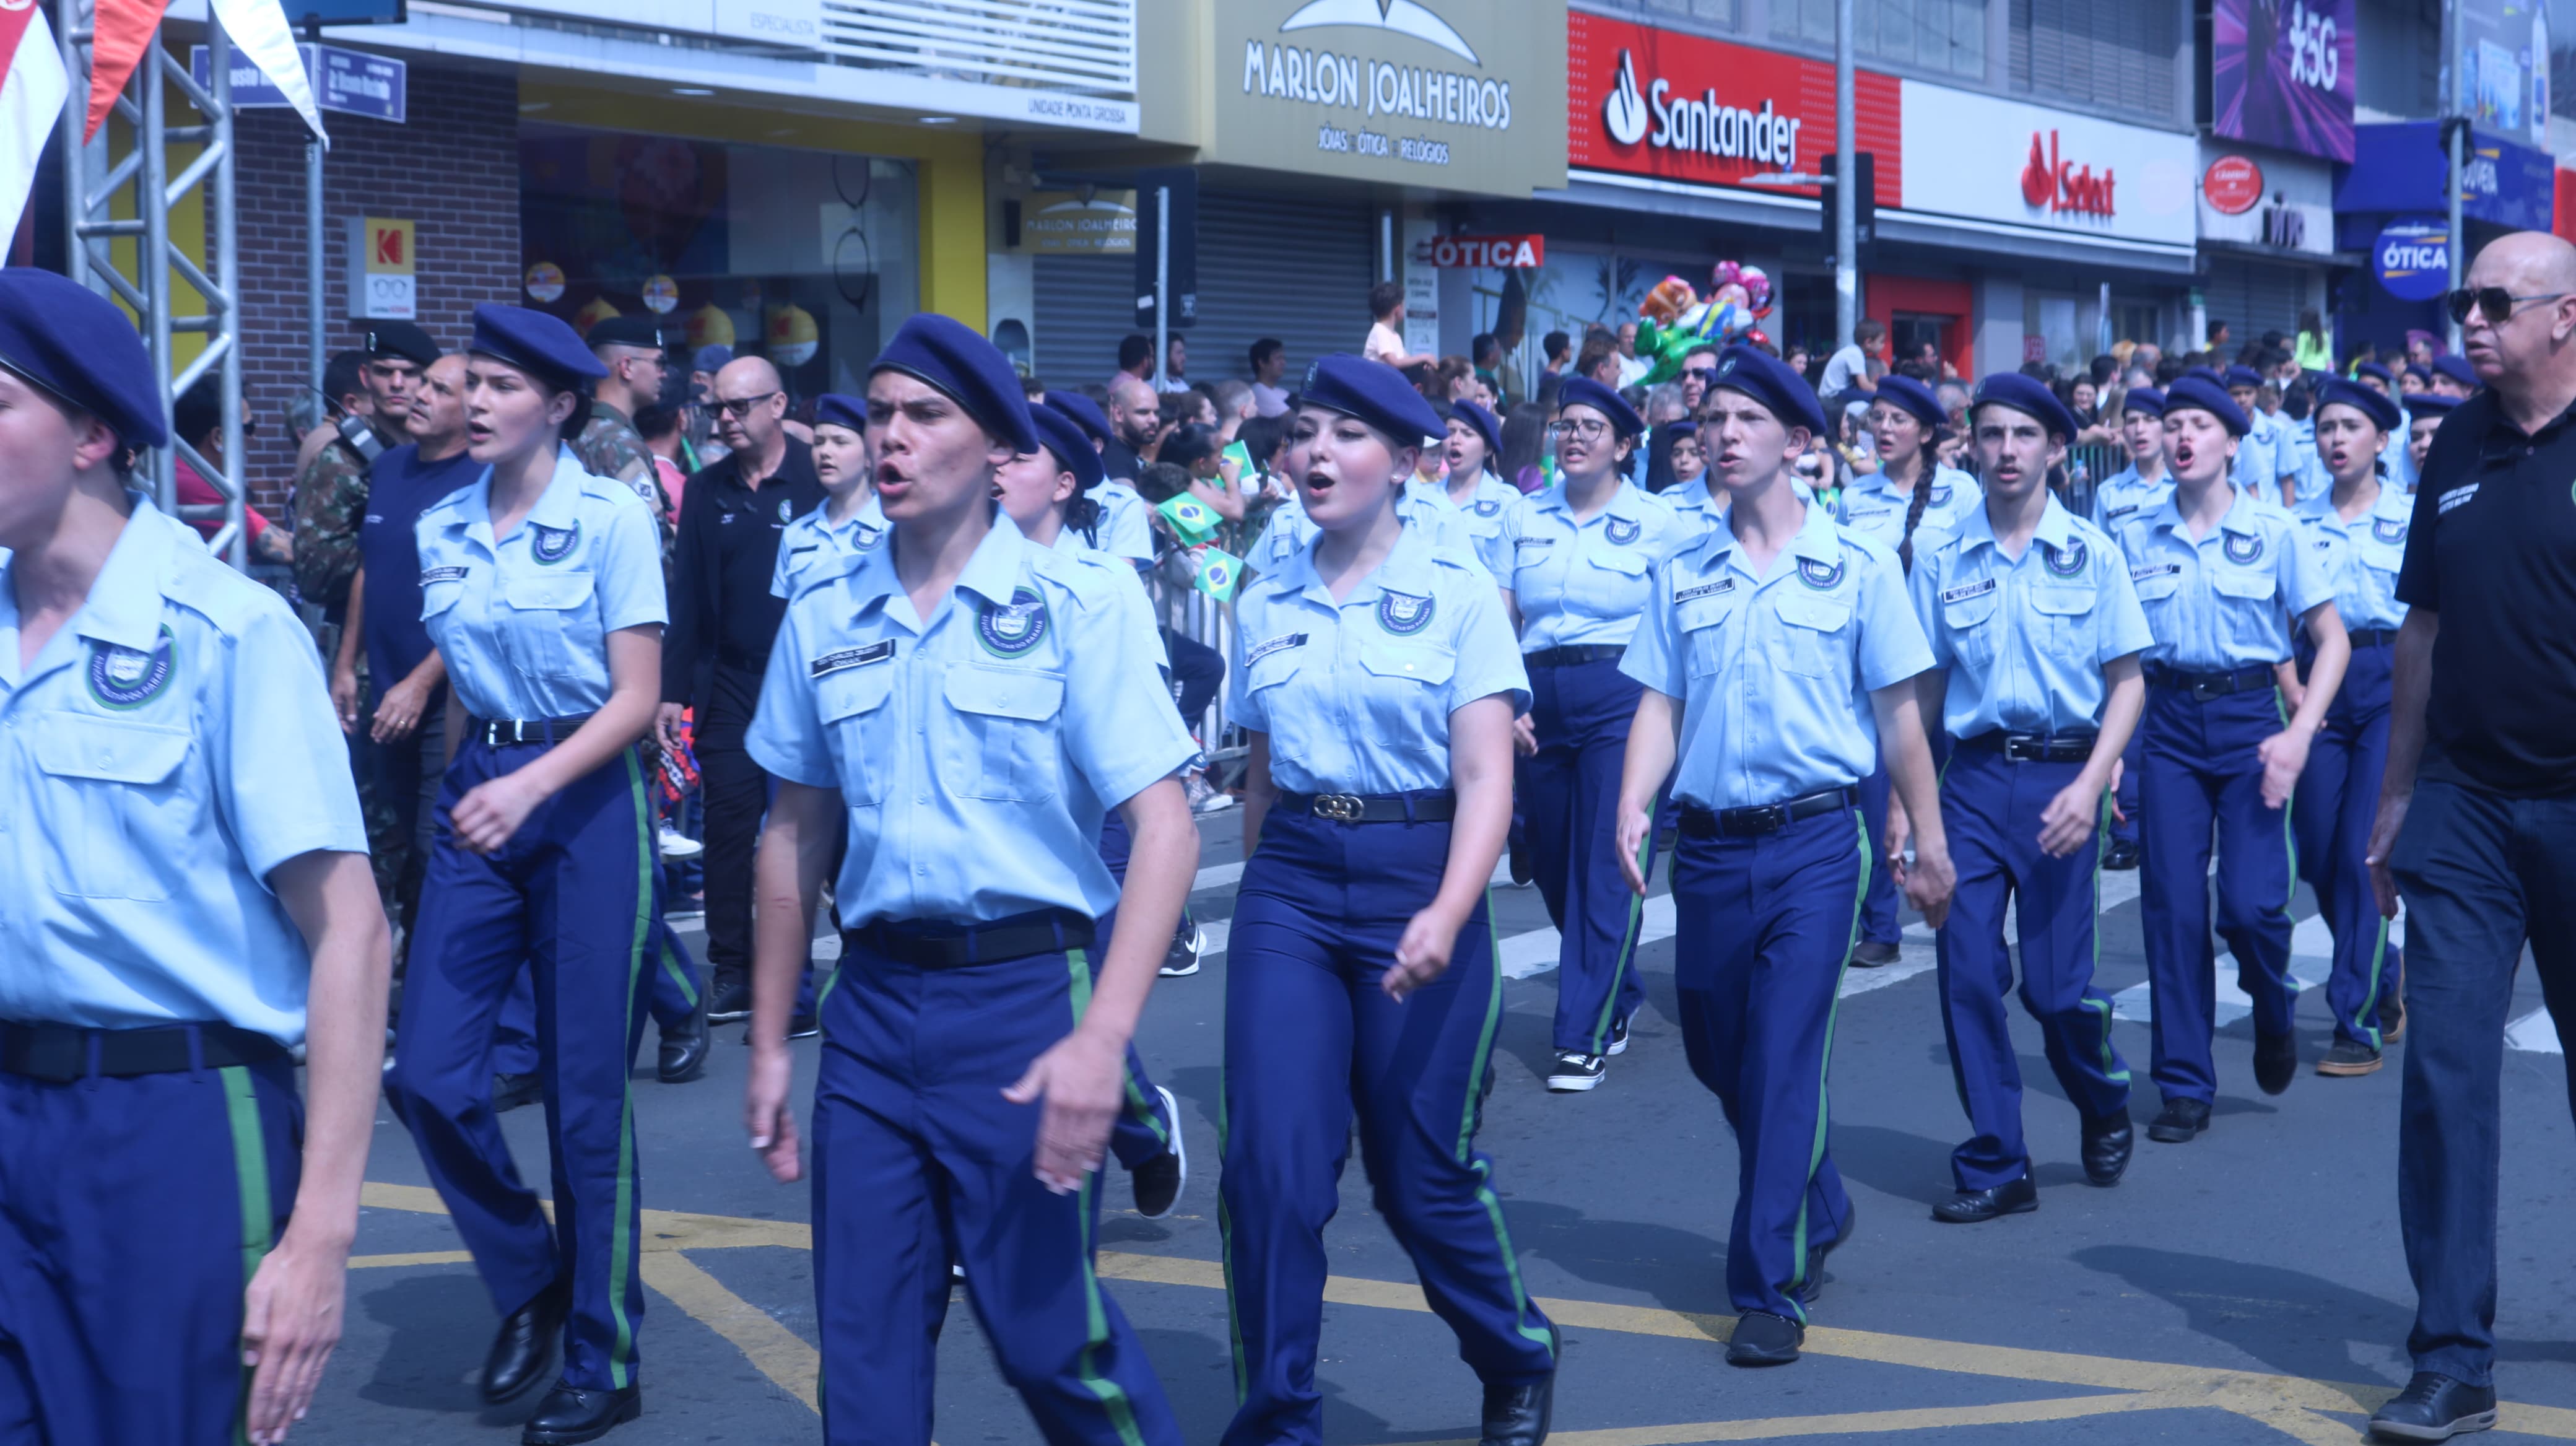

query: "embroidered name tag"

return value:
[788, 544, 819, 560]
[2437, 484, 2479, 515]
[1675, 579, 1736, 603]
[2131, 563, 2181, 581]
[1247, 632, 1308, 664]
[1515, 536, 1556, 549]
[1940, 578, 1998, 604]
[811, 640, 895, 676]
[2105, 504, 2139, 521]
[420, 565, 468, 584]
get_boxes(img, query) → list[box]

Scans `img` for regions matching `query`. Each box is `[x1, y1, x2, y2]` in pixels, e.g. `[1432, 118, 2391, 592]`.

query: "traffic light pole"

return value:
[1834, 0, 1856, 347]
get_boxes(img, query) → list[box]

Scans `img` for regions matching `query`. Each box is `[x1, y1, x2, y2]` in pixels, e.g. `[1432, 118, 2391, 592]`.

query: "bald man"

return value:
[661, 355, 829, 1027]
[2365, 230, 2576, 1442]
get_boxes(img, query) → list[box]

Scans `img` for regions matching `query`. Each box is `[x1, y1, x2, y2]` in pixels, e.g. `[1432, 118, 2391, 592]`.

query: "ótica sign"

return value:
[1423, 234, 1544, 269]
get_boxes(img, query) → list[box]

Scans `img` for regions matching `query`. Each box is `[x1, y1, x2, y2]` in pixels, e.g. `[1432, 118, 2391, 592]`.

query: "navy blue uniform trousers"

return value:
[2294, 638, 2401, 1048]
[1853, 767, 1904, 947]
[1669, 804, 1865, 1320]
[0, 1045, 300, 1444]
[2110, 728, 2144, 850]
[387, 738, 656, 1392]
[1520, 656, 1653, 1056]
[809, 931, 1181, 1446]
[1935, 749, 2131, 1190]
[1221, 807, 1556, 1446]
[1092, 811, 1181, 1170]
[2387, 777, 2576, 1387]
[495, 919, 699, 1078]
[2138, 683, 2299, 1103]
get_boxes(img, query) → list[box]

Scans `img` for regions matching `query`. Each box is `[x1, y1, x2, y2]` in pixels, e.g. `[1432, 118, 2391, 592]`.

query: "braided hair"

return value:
[1897, 468, 1936, 574]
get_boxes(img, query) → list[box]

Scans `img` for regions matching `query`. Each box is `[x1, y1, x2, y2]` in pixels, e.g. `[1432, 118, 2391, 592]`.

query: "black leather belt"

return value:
[2144, 664, 2278, 701]
[1680, 787, 1855, 840]
[2348, 627, 2398, 648]
[0, 1021, 287, 1082]
[467, 714, 596, 746]
[1278, 790, 1457, 824]
[845, 908, 1095, 970]
[1955, 730, 2099, 763]
[1523, 645, 1626, 669]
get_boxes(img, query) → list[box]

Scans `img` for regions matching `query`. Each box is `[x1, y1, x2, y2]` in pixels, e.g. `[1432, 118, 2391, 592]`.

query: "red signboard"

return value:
[2202, 154, 2265, 215]
[1567, 10, 1902, 207]
[1421, 233, 1546, 269]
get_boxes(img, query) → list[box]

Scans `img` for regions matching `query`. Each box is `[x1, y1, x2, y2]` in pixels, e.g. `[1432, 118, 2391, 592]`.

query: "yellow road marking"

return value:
[357, 1184, 2576, 1442]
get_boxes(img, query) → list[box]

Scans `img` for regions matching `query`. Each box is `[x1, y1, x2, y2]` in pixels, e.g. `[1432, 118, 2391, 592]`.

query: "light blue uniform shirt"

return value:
[1229, 523, 1528, 797]
[1662, 478, 1726, 534]
[770, 492, 886, 599]
[1489, 480, 1694, 651]
[2294, 484, 2413, 633]
[1619, 501, 1934, 811]
[2231, 409, 2288, 495]
[1836, 464, 1982, 551]
[2380, 408, 2417, 492]
[0, 497, 367, 1045]
[1908, 495, 2153, 739]
[416, 451, 668, 721]
[1094, 479, 1156, 563]
[747, 512, 1196, 927]
[2115, 491, 2335, 672]
[2092, 464, 2175, 534]
[1248, 492, 1483, 578]
[1404, 471, 1519, 556]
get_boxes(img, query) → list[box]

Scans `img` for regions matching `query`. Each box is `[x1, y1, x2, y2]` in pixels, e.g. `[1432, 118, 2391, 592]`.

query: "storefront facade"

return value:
[2334, 122, 2559, 357]
[2193, 139, 2343, 359]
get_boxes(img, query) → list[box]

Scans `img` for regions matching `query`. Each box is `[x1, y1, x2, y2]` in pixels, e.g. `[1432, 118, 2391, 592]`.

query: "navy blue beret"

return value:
[586, 313, 675, 352]
[1555, 373, 1647, 438]
[360, 320, 440, 367]
[2183, 365, 2224, 385]
[1028, 404, 1105, 493]
[470, 303, 609, 391]
[2161, 375, 2250, 437]
[1043, 390, 1111, 449]
[2432, 354, 2479, 389]
[1971, 372, 2079, 442]
[694, 344, 734, 375]
[1447, 398, 1502, 458]
[2354, 361, 2395, 386]
[2222, 365, 2266, 390]
[2401, 390, 2461, 416]
[2314, 378, 2401, 434]
[2120, 385, 2167, 417]
[1300, 354, 1446, 446]
[0, 267, 167, 449]
[1708, 344, 1826, 438]
[871, 313, 1037, 455]
[2403, 363, 2432, 386]
[1663, 420, 1699, 440]
[814, 392, 865, 432]
[1871, 373, 1947, 432]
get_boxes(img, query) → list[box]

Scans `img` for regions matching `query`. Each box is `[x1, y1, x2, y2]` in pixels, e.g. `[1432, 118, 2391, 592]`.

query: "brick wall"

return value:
[233, 62, 519, 518]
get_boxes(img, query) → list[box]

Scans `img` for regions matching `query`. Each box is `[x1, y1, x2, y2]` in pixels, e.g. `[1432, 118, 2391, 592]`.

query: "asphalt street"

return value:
[318, 807, 2576, 1445]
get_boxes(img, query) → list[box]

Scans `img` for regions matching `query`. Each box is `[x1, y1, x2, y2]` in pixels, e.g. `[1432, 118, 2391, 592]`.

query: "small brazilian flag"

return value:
[1192, 546, 1242, 602]
[1158, 494, 1221, 546]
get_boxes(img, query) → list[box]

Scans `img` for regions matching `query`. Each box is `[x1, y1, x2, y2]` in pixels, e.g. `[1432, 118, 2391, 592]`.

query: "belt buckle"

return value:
[2191, 678, 2225, 702]
[1312, 793, 1365, 822]
[1744, 804, 1786, 835]
[2003, 735, 2038, 763]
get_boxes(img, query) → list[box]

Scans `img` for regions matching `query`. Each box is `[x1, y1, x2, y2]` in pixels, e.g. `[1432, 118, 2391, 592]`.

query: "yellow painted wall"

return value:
[518, 81, 985, 332]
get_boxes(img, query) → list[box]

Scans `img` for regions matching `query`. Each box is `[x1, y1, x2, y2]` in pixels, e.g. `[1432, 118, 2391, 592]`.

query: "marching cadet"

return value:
[1040, 388, 1157, 566]
[1222, 356, 1558, 1446]
[741, 315, 1196, 1446]
[2092, 385, 2174, 871]
[2293, 380, 2415, 1076]
[2351, 362, 2418, 492]
[770, 392, 884, 599]
[1247, 380, 1485, 580]
[1410, 397, 1521, 560]
[2113, 374, 2349, 1144]
[1839, 373, 1980, 967]
[993, 402, 1192, 1217]
[2224, 365, 2295, 504]
[1614, 346, 1952, 1365]
[2400, 390, 2459, 485]
[1904, 375, 2151, 1223]
[381, 305, 669, 1443]
[1490, 375, 1695, 1091]
[0, 266, 389, 1442]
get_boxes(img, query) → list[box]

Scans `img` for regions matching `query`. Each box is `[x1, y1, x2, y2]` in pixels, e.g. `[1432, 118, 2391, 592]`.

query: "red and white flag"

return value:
[2, 0, 69, 257]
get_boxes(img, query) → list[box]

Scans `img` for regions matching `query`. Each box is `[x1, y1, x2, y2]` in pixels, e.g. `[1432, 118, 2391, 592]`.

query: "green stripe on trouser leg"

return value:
[1590, 801, 1656, 1055]
[1785, 813, 1869, 1323]
[222, 1066, 274, 1446]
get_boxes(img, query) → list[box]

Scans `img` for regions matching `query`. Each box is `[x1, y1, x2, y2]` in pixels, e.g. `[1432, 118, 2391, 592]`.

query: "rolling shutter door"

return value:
[2201, 259, 2305, 349]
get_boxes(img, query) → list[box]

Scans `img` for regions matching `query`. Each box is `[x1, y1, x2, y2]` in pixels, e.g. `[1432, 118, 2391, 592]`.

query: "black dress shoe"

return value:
[521, 1383, 642, 1445]
[1932, 1174, 2038, 1224]
[481, 1284, 570, 1403]
[2146, 1097, 2211, 1143]
[2318, 1037, 2385, 1076]
[657, 990, 709, 1084]
[1129, 1086, 1187, 1220]
[1725, 1310, 1804, 1366]
[1801, 1200, 1855, 1305]
[2102, 839, 2141, 871]
[2381, 994, 2406, 1044]
[492, 1071, 542, 1114]
[1850, 939, 1901, 968]
[1477, 1371, 1554, 1446]
[2255, 1030, 2298, 1095]
[2367, 1371, 2497, 1441]
[705, 969, 751, 1024]
[2081, 1114, 2134, 1186]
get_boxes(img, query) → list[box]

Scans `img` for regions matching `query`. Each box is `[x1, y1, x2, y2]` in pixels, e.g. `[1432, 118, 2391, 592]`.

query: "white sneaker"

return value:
[658, 827, 705, 861]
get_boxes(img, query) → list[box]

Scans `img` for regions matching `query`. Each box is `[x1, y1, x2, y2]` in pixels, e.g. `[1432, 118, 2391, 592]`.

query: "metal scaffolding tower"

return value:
[58, 0, 247, 568]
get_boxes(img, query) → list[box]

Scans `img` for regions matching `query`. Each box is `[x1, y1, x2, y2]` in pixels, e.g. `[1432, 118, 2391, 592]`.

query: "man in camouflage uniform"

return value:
[292, 321, 439, 661]
[576, 313, 676, 558]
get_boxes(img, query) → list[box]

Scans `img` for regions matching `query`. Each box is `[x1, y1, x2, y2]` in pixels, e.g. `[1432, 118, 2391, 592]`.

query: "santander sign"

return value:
[2020, 131, 2114, 217]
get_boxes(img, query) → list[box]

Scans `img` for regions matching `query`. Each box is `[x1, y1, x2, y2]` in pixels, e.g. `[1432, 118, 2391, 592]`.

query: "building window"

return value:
[2357, 0, 2440, 116]
[1775, 0, 1988, 81]
[2010, 0, 2178, 120]
[1588, 0, 1742, 32]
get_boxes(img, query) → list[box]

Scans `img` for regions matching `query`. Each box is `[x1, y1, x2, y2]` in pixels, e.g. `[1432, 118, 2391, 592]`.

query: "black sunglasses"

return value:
[2447, 287, 2572, 324]
[711, 390, 780, 418]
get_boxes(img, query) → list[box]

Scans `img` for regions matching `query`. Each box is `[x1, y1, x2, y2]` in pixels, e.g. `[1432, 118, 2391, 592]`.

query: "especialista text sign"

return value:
[1210, 0, 1567, 196]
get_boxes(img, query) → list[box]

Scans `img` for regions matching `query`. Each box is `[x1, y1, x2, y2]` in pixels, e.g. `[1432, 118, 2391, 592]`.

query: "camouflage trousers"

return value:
[357, 686, 448, 977]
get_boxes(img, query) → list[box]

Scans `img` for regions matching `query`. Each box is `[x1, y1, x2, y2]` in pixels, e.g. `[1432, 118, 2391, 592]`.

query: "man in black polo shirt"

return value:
[657, 356, 827, 1024]
[2364, 230, 2576, 1442]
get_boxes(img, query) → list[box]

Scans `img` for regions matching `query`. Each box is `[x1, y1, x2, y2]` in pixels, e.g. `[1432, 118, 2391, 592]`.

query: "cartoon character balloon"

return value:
[1635, 260, 1775, 385]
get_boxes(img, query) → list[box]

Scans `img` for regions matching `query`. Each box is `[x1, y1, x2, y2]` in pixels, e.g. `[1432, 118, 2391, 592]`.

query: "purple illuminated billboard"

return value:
[2213, 0, 2357, 163]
